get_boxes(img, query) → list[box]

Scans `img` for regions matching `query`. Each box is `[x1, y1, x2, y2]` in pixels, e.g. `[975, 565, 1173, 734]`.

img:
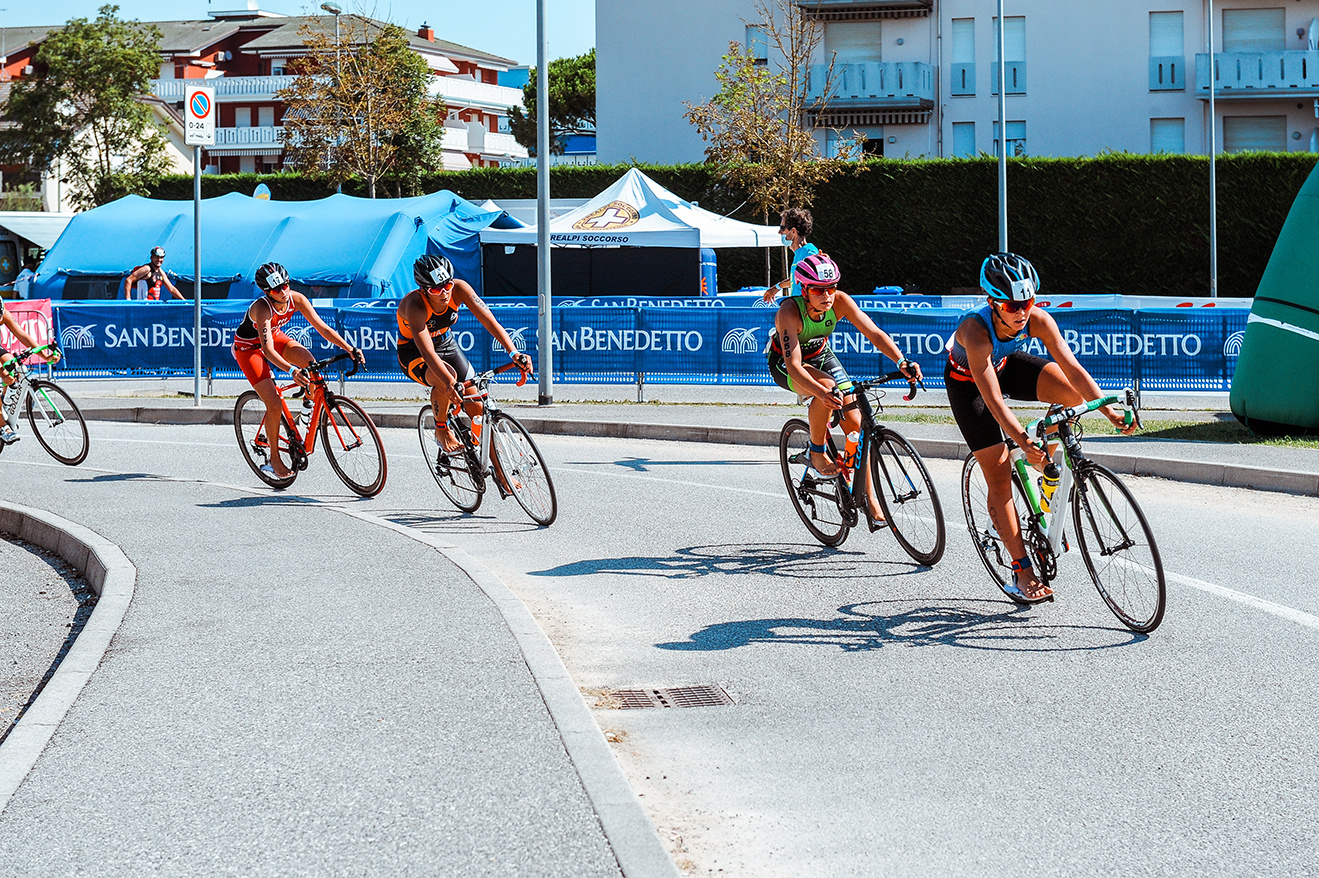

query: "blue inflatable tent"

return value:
[30, 190, 520, 300]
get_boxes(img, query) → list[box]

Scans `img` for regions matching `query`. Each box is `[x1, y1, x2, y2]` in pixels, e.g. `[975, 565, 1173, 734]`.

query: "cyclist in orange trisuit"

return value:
[0, 300, 61, 445]
[231, 262, 362, 478]
[396, 254, 531, 452]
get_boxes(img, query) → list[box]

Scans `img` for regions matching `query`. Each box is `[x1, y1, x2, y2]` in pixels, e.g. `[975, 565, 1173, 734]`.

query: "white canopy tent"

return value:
[478, 168, 780, 249]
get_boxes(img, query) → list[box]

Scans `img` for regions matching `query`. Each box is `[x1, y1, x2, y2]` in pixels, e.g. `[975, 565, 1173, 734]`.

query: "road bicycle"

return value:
[417, 362, 557, 527]
[233, 351, 387, 497]
[778, 369, 945, 564]
[961, 389, 1166, 633]
[0, 344, 89, 466]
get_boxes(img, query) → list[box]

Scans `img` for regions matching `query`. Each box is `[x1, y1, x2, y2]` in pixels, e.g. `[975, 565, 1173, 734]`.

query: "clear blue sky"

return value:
[3, 0, 595, 67]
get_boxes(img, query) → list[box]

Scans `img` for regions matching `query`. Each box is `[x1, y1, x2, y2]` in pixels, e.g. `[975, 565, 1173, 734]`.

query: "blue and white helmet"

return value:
[980, 252, 1039, 302]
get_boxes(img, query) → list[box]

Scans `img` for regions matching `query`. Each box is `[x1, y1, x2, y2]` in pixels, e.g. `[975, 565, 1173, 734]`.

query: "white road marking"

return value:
[1166, 570, 1319, 632]
[562, 463, 782, 498]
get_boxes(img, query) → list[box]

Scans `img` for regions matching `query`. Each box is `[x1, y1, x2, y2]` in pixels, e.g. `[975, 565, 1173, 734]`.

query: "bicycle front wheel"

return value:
[417, 404, 483, 513]
[961, 454, 1045, 596]
[779, 418, 849, 547]
[868, 428, 945, 565]
[489, 412, 557, 526]
[1071, 464, 1166, 633]
[320, 396, 387, 497]
[25, 381, 89, 466]
[234, 390, 297, 489]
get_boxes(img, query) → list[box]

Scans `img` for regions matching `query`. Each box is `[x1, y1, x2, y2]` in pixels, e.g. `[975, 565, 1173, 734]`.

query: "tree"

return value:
[509, 48, 595, 155]
[683, 0, 862, 219]
[279, 17, 445, 197]
[0, 5, 172, 209]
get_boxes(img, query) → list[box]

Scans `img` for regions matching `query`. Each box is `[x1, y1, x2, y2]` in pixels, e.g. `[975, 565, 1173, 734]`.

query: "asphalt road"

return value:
[4, 419, 1319, 876]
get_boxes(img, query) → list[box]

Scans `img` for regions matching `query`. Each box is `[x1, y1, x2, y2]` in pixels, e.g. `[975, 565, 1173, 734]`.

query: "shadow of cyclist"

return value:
[530, 542, 926, 582]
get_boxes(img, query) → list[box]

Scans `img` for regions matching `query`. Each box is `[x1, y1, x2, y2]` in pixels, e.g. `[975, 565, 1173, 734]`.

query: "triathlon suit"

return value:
[944, 303, 1049, 452]
[231, 294, 299, 385]
[396, 289, 475, 386]
[766, 295, 851, 393]
[131, 264, 167, 300]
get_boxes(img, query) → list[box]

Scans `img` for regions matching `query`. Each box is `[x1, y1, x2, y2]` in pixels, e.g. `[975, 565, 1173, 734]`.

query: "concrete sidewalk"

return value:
[61, 377, 1319, 496]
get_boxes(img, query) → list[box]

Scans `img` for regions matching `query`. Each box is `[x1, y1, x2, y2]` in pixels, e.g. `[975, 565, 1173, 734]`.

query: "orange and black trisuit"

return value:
[396, 288, 474, 386]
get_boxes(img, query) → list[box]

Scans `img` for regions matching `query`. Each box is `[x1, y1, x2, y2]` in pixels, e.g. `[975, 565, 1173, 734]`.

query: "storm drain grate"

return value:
[609, 684, 735, 710]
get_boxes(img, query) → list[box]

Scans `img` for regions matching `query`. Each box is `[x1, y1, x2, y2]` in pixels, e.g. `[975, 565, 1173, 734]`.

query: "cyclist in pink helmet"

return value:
[769, 253, 920, 518]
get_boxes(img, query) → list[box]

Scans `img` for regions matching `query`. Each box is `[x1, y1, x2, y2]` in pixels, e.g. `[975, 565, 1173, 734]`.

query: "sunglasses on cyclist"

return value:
[995, 298, 1034, 314]
[427, 281, 455, 294]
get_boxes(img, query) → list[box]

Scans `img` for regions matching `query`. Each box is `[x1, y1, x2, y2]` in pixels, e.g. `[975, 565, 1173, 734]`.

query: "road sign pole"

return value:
[193, 145, 202, 404]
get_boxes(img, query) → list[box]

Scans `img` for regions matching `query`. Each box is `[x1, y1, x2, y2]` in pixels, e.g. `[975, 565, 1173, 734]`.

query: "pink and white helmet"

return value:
[794, 253, 841, 289]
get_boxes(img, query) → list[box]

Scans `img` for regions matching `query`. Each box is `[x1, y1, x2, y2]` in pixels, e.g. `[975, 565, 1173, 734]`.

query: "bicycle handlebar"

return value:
[3, 344, 60, 373]
[306, 350, 361, 378]
[472, 360, 533, 388]
[838, 368, 924, 412]
[1029, 387, 1139, 439]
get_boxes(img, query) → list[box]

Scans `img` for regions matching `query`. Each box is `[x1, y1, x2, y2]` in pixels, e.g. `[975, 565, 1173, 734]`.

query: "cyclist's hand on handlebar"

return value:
[897, 357, 922, 383]
[816, 386, 844, 411]
[1020, 439, 1050, 468]
[291, 366, 311, 388]
[1104, 404, 1138, 436]
[511, 351, 532, 373]
[350, 347, 364, 366]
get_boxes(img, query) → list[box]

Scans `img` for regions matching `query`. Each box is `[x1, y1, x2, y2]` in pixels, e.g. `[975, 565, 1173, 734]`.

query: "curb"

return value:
[80, 406, 1319, 496]
[0, 504, 136, 815]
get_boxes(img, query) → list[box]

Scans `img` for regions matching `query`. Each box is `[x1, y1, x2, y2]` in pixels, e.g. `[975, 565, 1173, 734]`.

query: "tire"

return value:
[489, 412, 558, 526]
[234, 390, 297, 489]
[961, 454, 1047, 597]
[868, 428, 945, 565]
[320, 396, 387, 497]
[778, 418, 849, 547]
[25, 381, 89, 466]
[1071, 464, 1167, 633]
[418, 404, 483, 513]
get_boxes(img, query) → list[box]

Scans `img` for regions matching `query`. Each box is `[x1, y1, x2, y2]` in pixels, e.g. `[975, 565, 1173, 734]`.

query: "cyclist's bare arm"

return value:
[831, 292, 922, 380]
[122, 266, 147, 299]
[959, 319, 1046, 467]
[453, 281, 526, 366]
[774, 300, 840, 409]
[1, 310, 41, 351]
[1030, 310, 1134, 434]
[164, 275, 186, 300]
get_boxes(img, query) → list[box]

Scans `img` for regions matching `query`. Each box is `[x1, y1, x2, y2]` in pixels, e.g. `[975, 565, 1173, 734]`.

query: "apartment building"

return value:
[2, 6, 529, 210]
[598, 0, 1319, 162]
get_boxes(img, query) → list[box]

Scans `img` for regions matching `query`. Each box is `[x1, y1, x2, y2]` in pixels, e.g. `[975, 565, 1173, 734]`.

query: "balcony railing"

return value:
[439, 124, 528, 158]
[150, 75, 298, 102]
[807, 61, 935, 108]
[1196, 50, 1319, 97]
[430, 76, 524, 110]
[214, 126, 283, 146]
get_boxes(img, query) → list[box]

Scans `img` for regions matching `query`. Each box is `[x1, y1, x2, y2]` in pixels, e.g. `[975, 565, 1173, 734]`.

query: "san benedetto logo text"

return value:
[572, 201, 640, 231]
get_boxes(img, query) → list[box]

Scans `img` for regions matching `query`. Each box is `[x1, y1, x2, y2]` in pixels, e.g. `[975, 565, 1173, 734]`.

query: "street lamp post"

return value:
[536, 0, 552, 405]
[321, 2, 343, 191]
[996, 0, 1008, 252]
[1207, 0, 1218, 298]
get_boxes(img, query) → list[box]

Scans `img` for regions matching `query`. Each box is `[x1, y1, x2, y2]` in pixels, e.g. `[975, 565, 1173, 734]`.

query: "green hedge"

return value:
[148, 153, 1317, 297]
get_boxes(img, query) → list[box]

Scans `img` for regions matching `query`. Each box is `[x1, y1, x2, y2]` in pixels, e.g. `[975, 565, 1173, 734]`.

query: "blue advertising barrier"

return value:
[46, 302, 1248, 392]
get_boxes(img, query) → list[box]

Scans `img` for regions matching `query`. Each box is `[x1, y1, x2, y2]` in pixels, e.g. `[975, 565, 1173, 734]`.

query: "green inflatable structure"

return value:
[1231, 160, 1319, 434]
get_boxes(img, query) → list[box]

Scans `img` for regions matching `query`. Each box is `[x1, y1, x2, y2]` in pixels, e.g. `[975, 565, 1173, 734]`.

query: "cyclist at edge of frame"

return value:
[396, 254, 532, 454]
[231, 262, 363, 480]
[769, 252, 922, 521]
[946, 252, 1138, 605]
[1, 298, 62, 445]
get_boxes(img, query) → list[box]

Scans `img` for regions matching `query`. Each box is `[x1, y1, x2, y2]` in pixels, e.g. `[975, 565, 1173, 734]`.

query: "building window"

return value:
[258, 106, 275, 128]
[1222, 8, 1286, 53]
[824, 21, 882, 64]
[991, 16, 1026, 95]
[1149, 12, 1185, 91]
[993, 120, 1026, 157]
[951, 18, 975, 96]
[746, 26, 768, 65]
[1150, 118, 1185, 153]
[1223, 115, 1287, 152]
[952, 122, 975, 157]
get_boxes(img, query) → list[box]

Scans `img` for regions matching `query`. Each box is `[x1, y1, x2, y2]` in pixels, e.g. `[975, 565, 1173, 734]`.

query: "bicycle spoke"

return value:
[320, 397, 387, 497]
[1072, 465, 1166, 633]
[869, 430, 944, 565]
[778, 419, 849, 547]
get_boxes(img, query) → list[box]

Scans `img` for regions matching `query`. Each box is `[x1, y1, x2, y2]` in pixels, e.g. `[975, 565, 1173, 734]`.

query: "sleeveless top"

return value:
[233, 294, 297, 351]
[396, 289, 460, 341]
[132, 264, 167, 300]
[770, 295, 837, 358]
[946, 304, 1031, 380]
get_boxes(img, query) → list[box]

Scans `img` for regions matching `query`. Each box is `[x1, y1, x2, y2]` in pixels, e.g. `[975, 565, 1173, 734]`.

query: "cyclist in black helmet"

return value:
[123, 246, 185, 301]
[231, 262, 362, 479]
[947, 252, 1137, 604]
[396, 254, 531, 452]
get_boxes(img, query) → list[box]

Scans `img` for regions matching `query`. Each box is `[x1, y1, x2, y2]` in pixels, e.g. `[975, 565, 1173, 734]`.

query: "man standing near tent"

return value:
[123, 247, 185, 301]
[762, 208, 819, 304]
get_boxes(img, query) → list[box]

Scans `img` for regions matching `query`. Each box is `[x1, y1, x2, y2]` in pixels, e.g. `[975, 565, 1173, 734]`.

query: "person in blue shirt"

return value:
[762, 207, 820, 304]
[947, 253, 1136, 604]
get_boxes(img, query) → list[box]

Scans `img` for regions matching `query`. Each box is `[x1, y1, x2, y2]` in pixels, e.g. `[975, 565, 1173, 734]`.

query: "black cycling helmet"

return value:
[980, 252, 1039, 302]
[255, 262, 290, 292]
[150, 246, 165, 259]
[414, 254, 454, 289]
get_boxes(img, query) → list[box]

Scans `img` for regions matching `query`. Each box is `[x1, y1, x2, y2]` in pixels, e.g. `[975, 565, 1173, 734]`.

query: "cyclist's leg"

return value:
[237, 339, 295, 478]
[819, 351, 881, 520]
[771, 350, 840, 476]
[0, 352, 13, 432]
[398, 338, 462, 451]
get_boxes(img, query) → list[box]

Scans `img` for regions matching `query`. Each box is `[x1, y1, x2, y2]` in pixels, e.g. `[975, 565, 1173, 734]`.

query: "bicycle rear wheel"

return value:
[234, 390, 297, 489]
[417, 404, 483, 513]
[25, 381, 89, 466]
[320, 396, 387, 497]
[1071, 464, 1166, 633]
[868, 428, 945, 565]
[779, 418, 849, 547]
[489, 412, 557, 526]
[961, 454, 1047, 597]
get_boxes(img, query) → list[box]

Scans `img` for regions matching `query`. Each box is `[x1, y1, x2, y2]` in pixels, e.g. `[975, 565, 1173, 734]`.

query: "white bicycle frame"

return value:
[1009, 442, 1074, 556]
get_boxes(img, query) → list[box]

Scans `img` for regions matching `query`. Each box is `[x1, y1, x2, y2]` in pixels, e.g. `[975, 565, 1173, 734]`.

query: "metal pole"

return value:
[996, 0, 1008, 252]
[536, 0, 553, 405]
[192, 145, 202, 404]
[1207, 0, 1218, 298]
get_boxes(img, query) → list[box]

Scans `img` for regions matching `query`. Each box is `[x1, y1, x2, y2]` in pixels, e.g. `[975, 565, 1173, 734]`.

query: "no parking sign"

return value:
[185, 85, 215, 146]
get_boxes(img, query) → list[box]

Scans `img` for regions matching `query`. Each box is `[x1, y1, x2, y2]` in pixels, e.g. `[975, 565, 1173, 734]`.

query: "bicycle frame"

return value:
[448, 361, 529, 497]
[266, 351, 362, 467]
[2, 345, 64, 427]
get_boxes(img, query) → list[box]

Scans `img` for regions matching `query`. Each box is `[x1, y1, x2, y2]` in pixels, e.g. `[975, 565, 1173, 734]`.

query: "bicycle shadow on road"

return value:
[657, 600, 1147, 653]
[565, 456, 777, 473]
[531, 542, 926, 581]
[380, 510, 542, 536]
